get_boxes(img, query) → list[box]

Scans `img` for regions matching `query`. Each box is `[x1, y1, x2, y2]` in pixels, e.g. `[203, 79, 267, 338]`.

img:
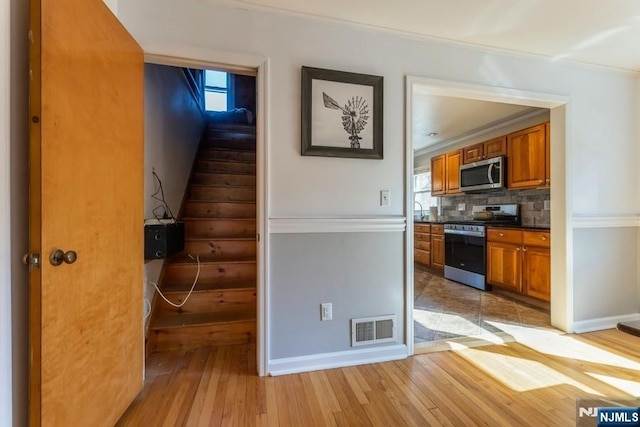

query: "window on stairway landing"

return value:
[205, 70, 231, 112]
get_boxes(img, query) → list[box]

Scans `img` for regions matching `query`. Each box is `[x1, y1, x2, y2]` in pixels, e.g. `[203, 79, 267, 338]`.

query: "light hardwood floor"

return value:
[117, 329, 640, 426]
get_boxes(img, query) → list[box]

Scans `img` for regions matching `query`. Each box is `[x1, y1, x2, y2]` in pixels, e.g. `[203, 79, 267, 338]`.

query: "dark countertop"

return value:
[413, 220, 550, 231]
[487, 224, 550, 231]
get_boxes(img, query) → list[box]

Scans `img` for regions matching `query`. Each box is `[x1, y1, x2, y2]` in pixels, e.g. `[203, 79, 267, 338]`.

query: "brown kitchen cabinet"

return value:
[487, 228, 550, 301]
[431, 154, 446, 196]
[414, 224, 431, 267]
[507, 123, 549, 189]
[462, 136, 507, 164]
[522, 230, 551, 301]
[430, 224, 445, 271]
[445, 150, 462, 194]
[430, 149, 462, 196]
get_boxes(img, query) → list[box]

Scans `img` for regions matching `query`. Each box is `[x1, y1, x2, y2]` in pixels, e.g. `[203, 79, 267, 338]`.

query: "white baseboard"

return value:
[268, 344, 407, 376]
[573, 313, 640, 333]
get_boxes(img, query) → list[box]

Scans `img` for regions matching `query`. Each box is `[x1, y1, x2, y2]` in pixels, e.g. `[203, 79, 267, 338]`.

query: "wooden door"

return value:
[523, 247, 551, 301]
[486, 242, 521, 293]
[445, 150, 462, 194]
[462, 143, 483, 164]
[430, 154, 445, 195]
[483, 136, 507, 159]
[430, 234, 445, 270]
[29, 0, 144, 425]
[507, 124, 546, 189]
[545, 121, 551, 187]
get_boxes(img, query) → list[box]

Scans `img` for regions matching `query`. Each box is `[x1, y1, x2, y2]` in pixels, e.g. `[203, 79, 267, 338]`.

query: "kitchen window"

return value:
[414, 170, 438, 218]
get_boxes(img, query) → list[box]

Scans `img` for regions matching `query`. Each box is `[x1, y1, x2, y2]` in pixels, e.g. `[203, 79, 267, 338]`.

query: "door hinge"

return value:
[257, 233, 260, 242]
[22, 252, 41, 270]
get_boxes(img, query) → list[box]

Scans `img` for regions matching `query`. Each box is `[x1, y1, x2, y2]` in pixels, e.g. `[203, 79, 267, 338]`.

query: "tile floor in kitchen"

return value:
[414, 266, 551, 344]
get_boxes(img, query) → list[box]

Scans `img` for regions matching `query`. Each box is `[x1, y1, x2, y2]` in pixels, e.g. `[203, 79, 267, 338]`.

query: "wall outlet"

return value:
[321, 303, 332, 321]
[544, 200, 551, 210]
[380, 190, 390, 207]
[457, 203, 466, 211]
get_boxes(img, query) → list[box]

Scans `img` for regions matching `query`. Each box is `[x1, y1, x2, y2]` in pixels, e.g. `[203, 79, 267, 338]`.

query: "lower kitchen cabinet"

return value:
[431, 225, 445, 271]
[486, 241, 521, 293]
[487, 228, 550, 301]
[414, 224, 431, 267]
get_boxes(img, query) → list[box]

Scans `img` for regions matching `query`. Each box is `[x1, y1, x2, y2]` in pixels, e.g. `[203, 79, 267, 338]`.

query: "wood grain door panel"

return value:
[523, 247, 551, 301]
[29, 0, 144, 425]
[486, 242, 521, 293]
[507, 124, 546, 189]
[431, 154, 445, 195]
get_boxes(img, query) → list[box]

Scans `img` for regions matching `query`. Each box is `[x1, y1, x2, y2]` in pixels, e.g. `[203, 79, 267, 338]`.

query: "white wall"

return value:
[143, 63, 204, 314]
[1, 0, 14, 422]
[116, 0, 640, 366]
[9, 0, 29, 423]
[4, 0, 29, 424]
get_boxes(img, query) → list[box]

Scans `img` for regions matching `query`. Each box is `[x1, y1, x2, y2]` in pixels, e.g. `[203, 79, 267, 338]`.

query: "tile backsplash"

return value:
[438, 188, 550, 227]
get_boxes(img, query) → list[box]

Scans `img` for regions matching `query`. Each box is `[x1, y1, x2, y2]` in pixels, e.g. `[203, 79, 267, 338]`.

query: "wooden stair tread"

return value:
[185, 236, 255, 242]
[168, 254, 256, 264]
[163, 280, 256, 294]
[190, 182, 254, 189]
[182, 217, 255, 222]
[151, 311, 256, 330]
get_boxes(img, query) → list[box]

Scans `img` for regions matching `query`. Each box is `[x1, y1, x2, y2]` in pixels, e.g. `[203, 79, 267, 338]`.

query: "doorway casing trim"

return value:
[144, 45, 270, 376]
[404, 76, 572, 355]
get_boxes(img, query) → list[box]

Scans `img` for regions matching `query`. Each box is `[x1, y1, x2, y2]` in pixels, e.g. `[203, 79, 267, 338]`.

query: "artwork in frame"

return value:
[301, 66, 383, 159]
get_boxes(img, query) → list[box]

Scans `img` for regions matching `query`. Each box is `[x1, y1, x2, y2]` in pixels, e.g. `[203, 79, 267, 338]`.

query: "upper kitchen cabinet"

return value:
[431, 154, 446, 196]
[507, 123, 549, 189]
[462, 136, 507, 164]
[445, 149, 462, 194]
[430, 148, 467, 195]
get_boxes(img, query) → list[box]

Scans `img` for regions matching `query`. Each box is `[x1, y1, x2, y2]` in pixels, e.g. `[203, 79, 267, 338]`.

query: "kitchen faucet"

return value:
[414, 201, 424, 220]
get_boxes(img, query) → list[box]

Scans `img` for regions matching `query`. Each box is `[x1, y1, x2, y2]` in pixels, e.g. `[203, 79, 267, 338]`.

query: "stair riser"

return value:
[149, 320, 256, 352]
[201, 139, 255, 151]
[184, 239, 256, 258]
[183, 202, 255, 219]
[189, 186, 256, 202]
[164, 262, 256, 285]
[199, 150, 256, 163]
[191, 172, 256, 187]
[156, 289, 256, 317]
[196, 161, 255, 175]
[185, 220, 256, 238]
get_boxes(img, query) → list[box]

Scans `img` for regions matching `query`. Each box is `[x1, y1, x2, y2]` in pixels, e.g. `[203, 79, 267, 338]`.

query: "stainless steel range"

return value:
[444, 204, 520, 291]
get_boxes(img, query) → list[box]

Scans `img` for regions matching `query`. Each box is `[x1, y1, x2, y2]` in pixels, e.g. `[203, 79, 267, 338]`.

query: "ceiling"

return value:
[229, 0, 640, 71]
[411, 96, 540, 152]
[223, 0, 639, 152]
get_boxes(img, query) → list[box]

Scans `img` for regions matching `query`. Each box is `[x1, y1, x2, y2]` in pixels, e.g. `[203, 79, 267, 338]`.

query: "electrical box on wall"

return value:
[144, 219, 185, 260]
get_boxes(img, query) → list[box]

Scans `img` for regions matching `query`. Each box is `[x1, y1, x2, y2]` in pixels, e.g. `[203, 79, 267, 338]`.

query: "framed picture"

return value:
[301, 66, 383, 159]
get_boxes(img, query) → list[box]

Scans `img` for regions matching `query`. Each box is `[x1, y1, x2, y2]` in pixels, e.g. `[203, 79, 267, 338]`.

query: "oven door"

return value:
[444, 232, 486, 275]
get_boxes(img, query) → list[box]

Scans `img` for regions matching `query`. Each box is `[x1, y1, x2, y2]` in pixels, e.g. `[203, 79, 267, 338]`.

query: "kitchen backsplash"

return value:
[438, 188, 550, 227]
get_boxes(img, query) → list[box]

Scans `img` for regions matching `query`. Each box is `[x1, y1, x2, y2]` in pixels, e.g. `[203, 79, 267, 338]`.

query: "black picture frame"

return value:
[301, 66, 383, 159]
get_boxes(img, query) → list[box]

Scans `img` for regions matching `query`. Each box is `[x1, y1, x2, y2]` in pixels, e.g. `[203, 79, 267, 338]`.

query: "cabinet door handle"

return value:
[523, 247, 528, 252]
[516, 247, 520, 251]
[499, 232, 504, 237]
[541, 236, 547, 241]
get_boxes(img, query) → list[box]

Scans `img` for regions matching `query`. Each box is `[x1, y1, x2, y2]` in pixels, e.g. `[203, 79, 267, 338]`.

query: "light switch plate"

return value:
[457, 203, 466, 211]
[321, 303, 332, 321]
[380, 190, 390, 207]
[544, 200, 551, 210]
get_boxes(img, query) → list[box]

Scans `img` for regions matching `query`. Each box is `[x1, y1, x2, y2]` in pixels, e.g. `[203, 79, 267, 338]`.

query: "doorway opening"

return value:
[142, 52, 268, 375]
[405, 76, 570, 355]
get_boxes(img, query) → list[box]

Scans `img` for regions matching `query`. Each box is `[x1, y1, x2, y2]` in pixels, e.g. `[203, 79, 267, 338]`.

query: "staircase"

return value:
[147, 123, 257, 353]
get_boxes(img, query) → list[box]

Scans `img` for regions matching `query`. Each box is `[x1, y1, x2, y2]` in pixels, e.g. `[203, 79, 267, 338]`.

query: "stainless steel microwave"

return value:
[460, 156, 505, 192]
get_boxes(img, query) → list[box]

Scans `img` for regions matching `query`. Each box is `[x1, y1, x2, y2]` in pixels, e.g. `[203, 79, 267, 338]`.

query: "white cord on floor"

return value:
[150, 254, 201, 308]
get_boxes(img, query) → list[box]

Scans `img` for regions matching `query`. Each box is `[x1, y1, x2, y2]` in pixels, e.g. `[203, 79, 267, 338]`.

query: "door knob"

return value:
[50, 249, 78, 266]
